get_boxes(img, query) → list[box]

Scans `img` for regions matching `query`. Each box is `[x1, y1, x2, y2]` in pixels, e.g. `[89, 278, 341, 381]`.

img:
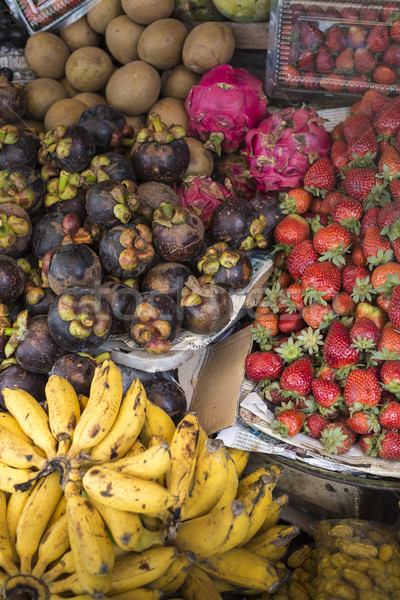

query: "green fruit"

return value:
[174, 0, 224, 21]
[211, 0, 270, 22]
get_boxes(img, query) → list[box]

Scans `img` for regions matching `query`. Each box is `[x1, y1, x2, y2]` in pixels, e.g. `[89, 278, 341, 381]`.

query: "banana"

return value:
[3, 574, 49, 600]
[236, 473, 276, 547]
[165, 413, 201, 520]
[0, 461, 37, 494]
[48, 566, 111, 598]
[124, 438, 146, 457]
[0, 490, 18, 575]
[67, 359, 123, 460]
[15, 470, 63, 574]
[140, 400, 176, 447]
[0, 426, 47, 470]
[181, 439, 229, 521]
[180, 565, 224, 600]
[225, 447, 250, 477]
[83, 465, 177, 514]
[210, 452, 239, 512]
[103, 441, 171, 480]
[172, 499, 250, 557]
[196, 548, 281, 593]
[6, 487, 32, 560]
[31, 513, 70, 578]
[237, 466, 281, 498]
[3, 387, 57, 459]
[42, 550, 75, 584]
[244, 524, 300, 562]
[45, 374, 81, 455]
[258, 494, 289, 533]
[90, 498, 143, 551]
[147, 551, 194, 595]
[79, 394, 89, 411]
[110, 589, 163, 600]
[65, 481, 115, 579]
[0, 412, 34, 444]
[86, 378, 147, 464]
[110, 546, 179, 594]
[133, 526, 164, 552]
[46, 494, 67, 529]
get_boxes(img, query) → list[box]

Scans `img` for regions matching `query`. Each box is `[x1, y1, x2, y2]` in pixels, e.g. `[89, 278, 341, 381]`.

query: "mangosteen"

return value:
[249, 191, 284, 248]
[0, 126, 38, 171]
[0, 74, 26, 124]
[126, 291, 182, 354]
[80, 153, 137, 188]
[152, 203, 204, 263]
[44, 170, 87, 222]
[137, 181, 179, 214]
[209, 197, 268, 251]
[0, 305, 10, 362]
[197, 242, 253, 291]
[0, 364, 47, 410]
[0, 254, 25, 304]
[213, 151, 257, 200]
[0, 169, 46, 215]
[86, 179, 139, 229]
[99, 223, 155, 280]
[50, 353, 98, 396]
[141, 262, 192, 303]
[130, 113, 190, 184]
[48, 287, 113, 352]
[180, 275, 233, 335]
[78, 105, 133, 154]
[39, 125, 96, 172]
[44, 244, 102, 295]
[31, 213, 86, 259]
[99, 280, 139, 334]
[0, 203, 32, 257]
[24, 286, 56, 316]
[143, 378, 187, 425]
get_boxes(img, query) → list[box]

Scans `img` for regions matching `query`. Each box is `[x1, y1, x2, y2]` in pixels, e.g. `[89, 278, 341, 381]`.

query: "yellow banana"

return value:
[48, 566, 111, 598]
[90, 498, 143, 551]
[42, 550, 75, 584]
[0, 491, 18, 575]
[0, 426, 47, 470]
[140, 399, 176, 447]
[31, 513, 70, 578]
[237, 466, 281, 498]
[103, 441, 171, 480]
[244, 524, 300, 562]
[83, 465, 177, 514]
[86, 377, 147, 464]
[3, 574, 49, 600]
[196, 548, 281, 594]
[132, 525, 164, 552]
[79, 394, 89, 411]
[0, 461, 37, 494]
[165, 413, 201, 520]
[6, 487, 32, 561]
[181, 439, 229, 521]
[15, 470, 63, 574]
[258, 494, 289, 533]
[110, 589, 162, 600]
[225, 447, 250, 477]
[110, 546, 179, 594]
[210, 452, 239, 512]
[236, 473, 276, 547]
[124, 438, 146, 457]
[3, 387, 57, 459]
[180, 565, 224, 600]
[67, 359, 123, 460]
[172, 499, 250, 557]
[0, 412, 33, 444]
[65, 481, 115, 578]
[46, 494, 67, 530]
[45, 375, 80, 455]
[147, 551, 194, 595]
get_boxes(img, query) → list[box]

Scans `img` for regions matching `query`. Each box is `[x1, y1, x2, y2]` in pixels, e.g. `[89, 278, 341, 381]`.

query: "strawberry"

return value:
[346, 410, 380, 435]
[344, 369, 381, 408]
[346, 76, 369, 95]
[299, 22, 324, 51]
[349, 317, 381, 350]
[280, 358, 314, 396]
[343, 168, 380, 203]
[277, 271, 294, 290]
[245, 351, 283, 382]
[281, 65, 300, 88]
[342, 7, 359, 22]
[346, 128, 378, 163]
[271, 407, 306, 437]
[280, 188, 313, 215]
[372, 65, 397, 85]
[335, 47, 354, 73]
[331, 140, 350, 173]
[268, 389, 286, 406]
[287, 239, 319, 280]
[378, 145, 400, 179]
[382, 2, 400, 21]
[341, 265, 370, 294]
[370, 262, 400, 289]
[302, 303, 332, 329]
[285, 282, 304, 310]
[390, 180, 400, 202]
[380, 360, 400, 393]
[347, 25, 368, 49]
[377, 429, 400, 460]
[311, 378, 342, 408]
[318, 192, 345, 215]
[304, 413, 330, 439]
[251, 312, 279, 349]
[388, 284, 400, 330]
[280, 42, 300, 64]
[343, 114, 371, 143]
[377, 200, 400, 229]
[379, 400, 400, 429]
[306, 5, 325, 19]
[391, 19, 400, 43]
[297, 49, 315, 72]
[361, 206, 379, 237]
[299, 72, 320, 91]
[383, 44, 400, 67]
[323, 321, 360, 369]
[312, 223, 352, 265]
[274, 214, 310, 246]
[278, 312, 305, 334]
[359, 6, 379, 22]
[359, 433, 376, 454]
[354, 48, 377, 75]
[362, 226, 393, 267]
[324, 24, 346, 53]
[377, 293, 391, 313]
[315, 46, 335, 74]
[303, 157, 335, 198]
[359, 90, 388, 117]
[332, 292, 355, 316]
[301, 262, 341, 303]
[355, 302, 388, 330]
[366, 23, 390, 53]
[373, 96, 400, 138]
[331, 123, 345, 142]
[319, 74, 346, 93]
[350, 101, 363, 115]
[331, 196, 363, 230]
[351, 246, 367, 267]
[320, 423, 354, 455]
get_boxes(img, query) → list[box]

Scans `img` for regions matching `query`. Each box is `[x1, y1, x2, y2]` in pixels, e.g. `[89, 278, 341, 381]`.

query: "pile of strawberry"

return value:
[245, 89, 400, 462]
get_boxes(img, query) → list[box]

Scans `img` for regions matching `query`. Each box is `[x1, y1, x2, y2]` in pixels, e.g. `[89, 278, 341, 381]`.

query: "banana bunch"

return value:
[0, 358, 298, 599]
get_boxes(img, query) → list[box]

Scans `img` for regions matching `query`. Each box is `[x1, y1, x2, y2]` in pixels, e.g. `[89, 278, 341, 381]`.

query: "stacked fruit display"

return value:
[245, 90, 400, 462]
[0, 357, 298, 598]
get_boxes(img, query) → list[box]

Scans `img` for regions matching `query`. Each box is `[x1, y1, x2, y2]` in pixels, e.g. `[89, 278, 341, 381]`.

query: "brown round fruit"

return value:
[24, 32, 70, 79]
[121, 0, 174, 24]
[161, 63, 201, 100]
[86, 0, 124, 34]
[65, 47, 114, 92]
[182, 22, 235, 73]
[147, 97, 188, 128]
[105, 16, 144, 65]
[44, 98, 87, 130]
[137, 18, 188, 70]
[105, 61, 161, 116]
[59, 16, 101, 51]
[24, 78, 67, 120]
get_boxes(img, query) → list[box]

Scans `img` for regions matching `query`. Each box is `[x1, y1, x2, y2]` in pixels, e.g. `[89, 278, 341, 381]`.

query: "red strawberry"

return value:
[331, 140, 350, 173]
[245, 351, 283, 382]
[304, 413, 330, 439]
[390, 19, 400, 43]
[299, 22, 324, 51]
[301, 261, 341, 303]
[320, 423, 354, 454]
[349, 317, 381, 350]
[331, 123, 345, 142]
[383, 44, 400, 67]
[361, 206, 379, 237]
[346, 75, 370, 95]
[287, 239, 319, 280]
[303, 157, 335, 198]
[347, 25, 368, 49]
[280, 358, 314, 396]
[281, 188, 313, 215]
[355, 303, 388, 331]
[344, 369, 381, 408]
[312, 223, 352, 265]
[380, 360, 400, 393]
[346, 411, 380, 435]
[372, 65, 397, 85]
[332, 292, 355, 316]
[323, 321, 360, 369]
[378, 146, 400, 179]
[285, 282, 305, 310]
[312, 378, 342, 408]
[382, 2, 400, 21]
[379, 400, 400, 429]
[271, 407, 306, 437]
[341, 265, 370, 294]
[354, 48, 377, 75]
[362, 226, 393, 267]
[319, 74, 346, 93]
[359, 6, 378, 22]
[280, 42, 300, 64]
[389, 284, 400, 331]
[342, 7, 359, 21]
[268, 389, 286, 406]
[344, 168, 380, 203]
[281, 65, 300, 88]
[299, 72, 320, 91]
[278, 312, 305, 334]
[390, 180, 400, 202]
[347, 128, 378, 162]
[324, 24, 346, 53]
[367, 23, 390, 53]
[359, 433, 376, 454]
[315, 46, 335, 74]
[351, 246, 367, 267]
[377, 200, 400, 229]
[377, 429, 400, 460]
[297, 49, 315, 72]
[359, 90, 389, 117]
[373, 96, 400, 138]
[343, 114, 371, 143]
[335, 47, 354, 73]
[332, 196, 363, 226]
[274, 214, 310, 246]
[302, 303, 332, 329]
[319, 191, 345, 214]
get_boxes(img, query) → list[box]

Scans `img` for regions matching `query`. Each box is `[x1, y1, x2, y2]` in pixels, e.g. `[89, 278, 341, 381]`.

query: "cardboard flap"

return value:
[190, 326, 253, 434]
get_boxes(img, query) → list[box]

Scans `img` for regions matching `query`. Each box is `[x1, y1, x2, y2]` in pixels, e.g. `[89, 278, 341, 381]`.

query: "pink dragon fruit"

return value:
[242, 107, 331, 192]
[174, 174, 232, 226]
[213, 151, 257, 200]
[185, 64, 269, 156]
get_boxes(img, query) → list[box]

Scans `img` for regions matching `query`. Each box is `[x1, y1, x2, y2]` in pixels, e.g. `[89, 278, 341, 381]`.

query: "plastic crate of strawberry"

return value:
[243, 89, 400, 465]
[267, 0, 400, 102]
